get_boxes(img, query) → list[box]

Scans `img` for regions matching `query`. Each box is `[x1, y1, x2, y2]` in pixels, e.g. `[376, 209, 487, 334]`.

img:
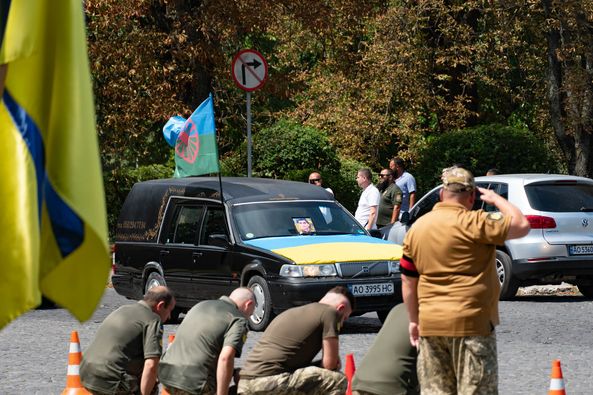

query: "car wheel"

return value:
[168, 307, 183, 324]
[496, 250, 519, 300]
[576, 281, 593, 299]
[247, 275, 274, 331]
[376, 309, 390, 324]
[144, 271, 166, 294]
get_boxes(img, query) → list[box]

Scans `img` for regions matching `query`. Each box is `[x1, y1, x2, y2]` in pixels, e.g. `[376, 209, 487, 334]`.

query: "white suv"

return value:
[387, 174, 593, 299]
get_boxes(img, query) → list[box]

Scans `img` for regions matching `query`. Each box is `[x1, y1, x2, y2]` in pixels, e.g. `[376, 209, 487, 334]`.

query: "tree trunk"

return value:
[542, 0, 593, 177]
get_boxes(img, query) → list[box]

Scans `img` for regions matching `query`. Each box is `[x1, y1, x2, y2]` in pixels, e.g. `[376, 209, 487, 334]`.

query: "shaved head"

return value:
[229, 287, 256, 318]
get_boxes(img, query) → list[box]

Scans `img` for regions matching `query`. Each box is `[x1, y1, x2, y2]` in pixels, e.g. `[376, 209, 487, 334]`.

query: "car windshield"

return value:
[232, 200, 365, 240]
[525, 182, 593, 212]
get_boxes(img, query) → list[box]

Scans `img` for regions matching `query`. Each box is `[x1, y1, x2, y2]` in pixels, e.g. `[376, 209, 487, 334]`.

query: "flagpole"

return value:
[246, 91, 252, 177]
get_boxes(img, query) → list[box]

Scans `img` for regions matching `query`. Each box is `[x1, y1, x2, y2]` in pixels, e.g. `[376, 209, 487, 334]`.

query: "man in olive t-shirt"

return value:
[352, 304, 418, 395]
[80, 286, 176, 395]
[238, 286, 354, 395]
[158, 288, 255, 395]
[376, 168, 403, 228]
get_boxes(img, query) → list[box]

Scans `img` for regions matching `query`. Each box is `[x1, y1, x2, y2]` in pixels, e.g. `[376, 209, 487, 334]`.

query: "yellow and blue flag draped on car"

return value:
[245, 235, 403, 264]
[0, 0, 110, 328]
[163, 94, 220, 177]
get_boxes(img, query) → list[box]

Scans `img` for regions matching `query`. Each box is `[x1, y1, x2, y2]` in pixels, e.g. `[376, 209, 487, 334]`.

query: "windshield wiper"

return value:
[580, 207, 593, 212]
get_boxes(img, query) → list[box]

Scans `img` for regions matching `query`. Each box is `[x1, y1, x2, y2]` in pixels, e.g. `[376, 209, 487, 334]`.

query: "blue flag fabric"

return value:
[163, 94, 220, 177]
[0, 0, 110, 328]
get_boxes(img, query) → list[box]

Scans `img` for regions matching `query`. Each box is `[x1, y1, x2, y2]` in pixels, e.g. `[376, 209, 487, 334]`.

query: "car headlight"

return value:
[388, 260, 400, 274]
[280, 264, 337, 278]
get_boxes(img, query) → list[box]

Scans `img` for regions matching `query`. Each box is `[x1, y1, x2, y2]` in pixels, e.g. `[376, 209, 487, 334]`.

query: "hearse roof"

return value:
[136, 176, 334, 204]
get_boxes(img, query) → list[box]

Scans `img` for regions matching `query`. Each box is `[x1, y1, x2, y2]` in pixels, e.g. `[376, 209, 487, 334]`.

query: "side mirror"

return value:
[208, 234, 230, 248]
[369, 229, 382, 239]
[400, 211, 410, 225]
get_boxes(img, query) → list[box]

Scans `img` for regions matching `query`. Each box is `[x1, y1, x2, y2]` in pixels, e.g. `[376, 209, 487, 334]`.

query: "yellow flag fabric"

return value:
[0, 0, 109, 328]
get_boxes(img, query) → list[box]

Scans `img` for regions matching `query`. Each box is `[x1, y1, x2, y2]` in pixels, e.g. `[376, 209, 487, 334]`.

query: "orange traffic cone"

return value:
[161, 334, 176, 395]
[61, 331, 91, 395]
[345, 353, 356, 395]
[167, 333, 175, 349]
[548, 359, 566, 395]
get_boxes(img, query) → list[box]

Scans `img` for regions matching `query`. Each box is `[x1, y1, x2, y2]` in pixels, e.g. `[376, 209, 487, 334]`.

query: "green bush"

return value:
[412, 124, 561, 194]
[251, 119, 340, 178]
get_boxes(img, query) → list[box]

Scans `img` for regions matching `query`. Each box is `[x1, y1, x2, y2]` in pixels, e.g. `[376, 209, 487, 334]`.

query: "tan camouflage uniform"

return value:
[238, 366, 347, 395]
[164, 380, 215, 395]
[417, 334, 498, 395]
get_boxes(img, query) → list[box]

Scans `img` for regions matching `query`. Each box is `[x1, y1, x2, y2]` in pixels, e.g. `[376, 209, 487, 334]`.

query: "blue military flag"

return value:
[163, 94, 220, 177]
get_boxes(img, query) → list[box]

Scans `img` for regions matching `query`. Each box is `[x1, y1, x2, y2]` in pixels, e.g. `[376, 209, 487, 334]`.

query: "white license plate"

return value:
[349, 282, 394, 297]
[569, 245, 593, 255]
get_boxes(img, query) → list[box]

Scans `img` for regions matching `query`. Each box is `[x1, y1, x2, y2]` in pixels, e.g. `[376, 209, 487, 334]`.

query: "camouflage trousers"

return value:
[237, 366, 347, 395]
[164, 381, 216, 395]
[417, 333, 498, 395]
[86, 373, 158, 395]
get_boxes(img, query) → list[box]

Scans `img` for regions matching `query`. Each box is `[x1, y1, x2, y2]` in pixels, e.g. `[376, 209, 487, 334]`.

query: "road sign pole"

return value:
[231, 49, 268, 178]
[246, 91, 252, 177]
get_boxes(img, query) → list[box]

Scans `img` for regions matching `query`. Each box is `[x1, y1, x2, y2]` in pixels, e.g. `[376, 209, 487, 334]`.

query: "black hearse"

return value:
[112, 177, 403, 330]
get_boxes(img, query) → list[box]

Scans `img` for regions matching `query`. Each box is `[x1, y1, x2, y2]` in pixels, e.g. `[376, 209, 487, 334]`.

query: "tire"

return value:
[376, 309, 390, 324]
[576, 278, 593, 298]
[247, 275, 274, 331]
[169, 307, 183, 324]
[496, 250, 519, 300]
[144, 271, 166, 294]
[36, 296, 57, 310]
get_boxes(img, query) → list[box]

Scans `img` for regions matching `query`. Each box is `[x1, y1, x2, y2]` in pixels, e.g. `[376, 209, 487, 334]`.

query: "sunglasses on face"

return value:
[309, 179, 321, 183]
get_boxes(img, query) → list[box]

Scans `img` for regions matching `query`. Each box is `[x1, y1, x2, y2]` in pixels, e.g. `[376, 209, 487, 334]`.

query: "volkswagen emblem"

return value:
[583, 219, 589, 228]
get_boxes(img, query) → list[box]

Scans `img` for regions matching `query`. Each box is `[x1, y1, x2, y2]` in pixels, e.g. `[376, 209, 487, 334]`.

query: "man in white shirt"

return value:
[354, 168, 380, 230]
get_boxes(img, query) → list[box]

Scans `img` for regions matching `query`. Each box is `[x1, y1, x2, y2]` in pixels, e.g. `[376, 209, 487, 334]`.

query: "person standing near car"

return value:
[238, 286, 354, 395]
[390, 157, 417, 217]
[158, 287, 255, 395]
[376, 169, 403, 229]
[400, 166, 530, 394]
[308, 171, 334, 195]
[80, 286, 176, 395]
[355, 168, 381, 230]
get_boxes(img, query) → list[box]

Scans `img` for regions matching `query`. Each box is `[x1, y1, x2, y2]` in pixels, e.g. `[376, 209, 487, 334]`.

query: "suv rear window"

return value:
[525, 182, 593, 212]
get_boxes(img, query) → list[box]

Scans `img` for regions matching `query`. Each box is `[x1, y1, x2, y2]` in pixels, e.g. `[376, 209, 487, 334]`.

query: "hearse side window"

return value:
[166, 205, 204, 244]
[200, 207, 228, 245]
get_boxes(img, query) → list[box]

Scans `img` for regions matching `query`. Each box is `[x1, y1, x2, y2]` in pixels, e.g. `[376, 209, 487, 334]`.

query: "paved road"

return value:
[1, 288, 591, 394]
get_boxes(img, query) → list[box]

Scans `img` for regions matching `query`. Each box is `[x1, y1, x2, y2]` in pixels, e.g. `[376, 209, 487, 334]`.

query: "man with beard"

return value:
[376, 169, 403, 229]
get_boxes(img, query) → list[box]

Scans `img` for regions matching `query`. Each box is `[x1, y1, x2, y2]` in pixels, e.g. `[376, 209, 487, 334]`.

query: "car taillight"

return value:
[111, 244, 117, 273]
[525, 215, 557, 229]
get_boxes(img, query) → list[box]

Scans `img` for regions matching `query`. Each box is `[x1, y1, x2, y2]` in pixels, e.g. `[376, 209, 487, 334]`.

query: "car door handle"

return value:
[192, 252, 203, 258]
[160, 250, 170, 256]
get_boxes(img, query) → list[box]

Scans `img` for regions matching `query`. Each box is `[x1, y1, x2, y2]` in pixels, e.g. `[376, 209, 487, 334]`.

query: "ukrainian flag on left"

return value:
[0, 0, 110, 328]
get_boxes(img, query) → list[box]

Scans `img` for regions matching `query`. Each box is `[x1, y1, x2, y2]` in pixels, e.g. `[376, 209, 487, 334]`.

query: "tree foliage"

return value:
[413, 124, 560, 193]
[86, 0, 593, 234]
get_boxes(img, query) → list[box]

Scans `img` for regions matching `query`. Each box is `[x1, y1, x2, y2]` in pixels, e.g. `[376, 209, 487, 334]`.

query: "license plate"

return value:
[569, 245, 593, 255]
[349, 282, 394, 297]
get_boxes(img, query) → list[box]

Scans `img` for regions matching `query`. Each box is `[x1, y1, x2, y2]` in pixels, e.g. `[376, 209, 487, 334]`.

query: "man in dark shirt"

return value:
[80, 286, 176, 395]
[238, 286, 354, 395]
[376, 168, 403, 228]
[352, 304, 418, 395]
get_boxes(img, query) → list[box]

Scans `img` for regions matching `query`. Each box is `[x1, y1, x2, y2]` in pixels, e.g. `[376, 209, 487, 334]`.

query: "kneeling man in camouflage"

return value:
[238, 286, 354, 395]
